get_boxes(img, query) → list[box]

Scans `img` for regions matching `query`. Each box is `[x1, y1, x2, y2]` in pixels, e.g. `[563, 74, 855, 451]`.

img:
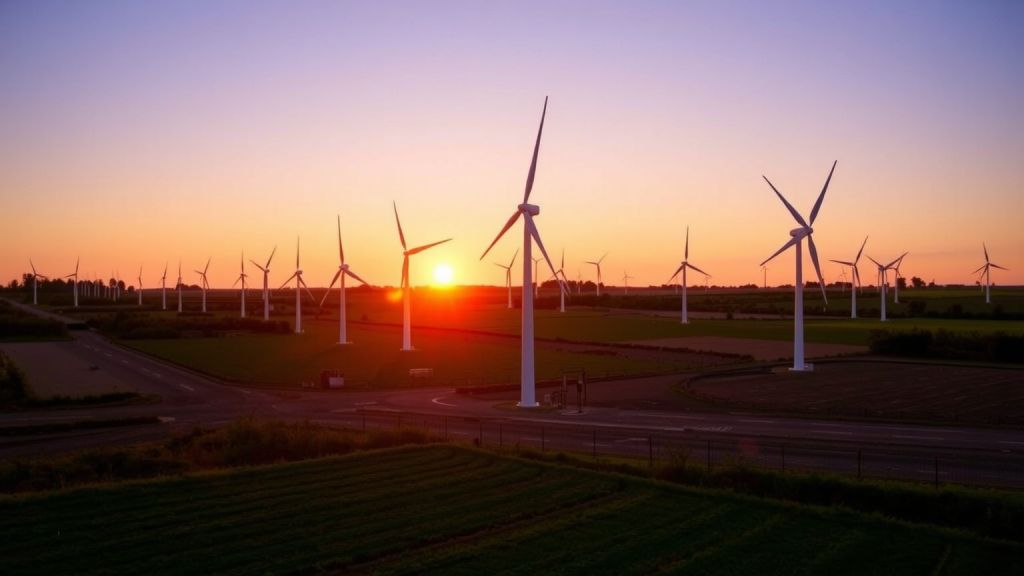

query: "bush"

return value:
[868, 328, 1024, 363]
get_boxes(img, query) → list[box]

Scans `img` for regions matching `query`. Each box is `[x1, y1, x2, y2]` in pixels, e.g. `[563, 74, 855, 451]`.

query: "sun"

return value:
[432, 263, 454, 286]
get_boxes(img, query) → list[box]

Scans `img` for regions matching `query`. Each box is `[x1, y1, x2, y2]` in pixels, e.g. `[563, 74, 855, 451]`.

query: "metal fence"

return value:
[341, 411, 1024, 490]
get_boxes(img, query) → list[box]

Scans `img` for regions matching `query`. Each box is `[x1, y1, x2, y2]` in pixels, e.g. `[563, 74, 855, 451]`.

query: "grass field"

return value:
[1, 445, 1018, 575]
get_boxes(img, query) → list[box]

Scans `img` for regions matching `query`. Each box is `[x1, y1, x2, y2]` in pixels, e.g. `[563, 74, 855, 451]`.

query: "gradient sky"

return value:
[2, 1, 1022, 291]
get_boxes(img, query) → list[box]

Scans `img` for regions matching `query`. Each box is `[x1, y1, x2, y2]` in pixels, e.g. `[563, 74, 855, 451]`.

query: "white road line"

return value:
[450, 431, 468, 435]
[875, 425, 961, 434]
[588, 443, 612, 447]
[812, 430, 853, 435]
[738, 419, 776, 424]
[892, 435, 943, 441]
[178, 384, 195, 391]
[431, 397, 457, 407]
[521, 437, 542, 442]
[629, 413, 706, 420]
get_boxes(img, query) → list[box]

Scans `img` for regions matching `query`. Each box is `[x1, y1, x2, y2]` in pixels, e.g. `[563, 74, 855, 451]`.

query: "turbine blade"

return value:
[344, 269, 369, 285]
[763, 176, 808, 227]
[523, 96, 548, 204]
[807, 235, 827, 304]
[808, 160, 837, 225]
[401, 256, 409, 289]
[337, 215, 344, 263]
[265, 246, 277, 268]
[983, 242, 989, 263]
[598, 252, 608, 264]
[990, 263, 1009, 271]
[30, 260, 37, 275]
[480, 211, 521, 260]
[524, 214, 559, 282]
[854, 236, 868, 263]
[75, 257, 79, 275]
[250, 260, 267, 272]
[886, 252, 908, 268]
[297, 275, 315, 301]
[685, 226, 689, 260]
[204, 257, 210, 274]
[163, 262, 168, 279]
[667, 265, 683, 284]
[393, 202, 407, 251]
[320, 272, 341, 308]
[296, 237, 300, 268]
[232, 277, 241, 288]
[830, 260, 855, 266]
[972, 263, 988, 274]
[278, 273, 298, 290]
[560, 248, 564, 270]
[408, 238, 451, 256]
[509, 247, 519, 268]
[687, 262, 711, 277]
[760, 235, 801, 267]
[866, 256, 882, 268]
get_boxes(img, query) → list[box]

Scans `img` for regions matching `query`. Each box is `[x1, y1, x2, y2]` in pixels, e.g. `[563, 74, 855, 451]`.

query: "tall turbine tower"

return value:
[621, 271, 634, 295]
[137, 266, 144, 306]
[830, 236, 868, 319]
[761, 265, 768, 289]
[867, 254, 905, 321]
[759, 161, 836, 372]
[667, 227, 710, 324]
[892, 254, 907, 304]
[250, 247, 277, 321]
[974, 243, 1007, 304]
[29, 260, 47, 305]
[195, 258, 211, 313]
[584, 253, 607, 296]
[160, 263, 168, 310]
[394, 202, 451, 351]
[176, 262, 183, 313]
[495, 249, 519, 309]
[552, 249, 569, 313]
[320, 215, 369, 344]
[66, 258, 79, 307]
[278, 238, 314, 334]
[233, 253, 247, 318]
[480, 96, 561, 408]
[532, 257, 541, 298]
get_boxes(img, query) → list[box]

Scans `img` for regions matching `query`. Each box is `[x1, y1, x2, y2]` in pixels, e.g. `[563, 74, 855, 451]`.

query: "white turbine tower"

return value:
[176, 262, 183, 313]
[66, 258, 79, 307]
[867, 254, 905, 321]
[584, 253, 607, 296]
[575, 270, 582, 295]
[394, 202, 451, 351]
[974, 243, 1007, 304]
[532, 257, 541, 298]
[250, 247, 277, 321]
[160, 263, 168, 310]
[667, 226, 710, 324]
[320, 215, 370, 344]
[893, 253, 907, 304]
[29, 260, 47, 305]
[759, 161, 836, 372]
[195, 258, 211, 313]
[621, 271, 634, 295]
[233, 253, 247, 318]
[761, 265, 768, 290]
[479, 96, 561, 408]
[279, 238, 314, 334]
[551, 249, 569, 313]
[137, 266, 144, 306]
[830, 236, 868, 319]
[495, 249, 519, 309]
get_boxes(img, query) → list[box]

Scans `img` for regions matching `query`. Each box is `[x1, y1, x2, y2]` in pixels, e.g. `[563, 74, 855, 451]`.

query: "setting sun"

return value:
[433, 263, 454, 286]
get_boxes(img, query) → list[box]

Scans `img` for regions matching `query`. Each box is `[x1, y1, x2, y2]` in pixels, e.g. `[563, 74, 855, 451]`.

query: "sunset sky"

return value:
[2, 1, 1021, 291]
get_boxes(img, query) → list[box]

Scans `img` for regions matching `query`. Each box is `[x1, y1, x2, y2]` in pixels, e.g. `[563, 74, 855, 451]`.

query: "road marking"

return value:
[812, 430, 852, 435]
[629, 413, 705, 420]
[997, 441, 1024, 445]
[140, 368, 151, 373]
[738, 419, 776, 424]
[178, 384, 194, 391]
[104, 353, 112, 357]
[450, 431, 468, 435]
[689, 426, 732, 432]
[588, 443, 612, 448]
[875, 425, 960, 434]
[121, 360, 129, 364]
[892, 435, 943, 441]
[354, 401, 377, 406]
[917, 470, 949, 475]
[522, 437, 542, 442]
[615, 438, 648, 443]
[431, 397, 457, 407]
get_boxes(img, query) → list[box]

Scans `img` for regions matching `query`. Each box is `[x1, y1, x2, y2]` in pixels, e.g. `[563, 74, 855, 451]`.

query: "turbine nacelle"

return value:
[518, 203, 540, 216]
[790, 227, 810, 238]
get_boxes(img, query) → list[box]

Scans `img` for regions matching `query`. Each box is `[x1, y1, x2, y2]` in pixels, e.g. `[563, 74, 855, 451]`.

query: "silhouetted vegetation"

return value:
[868, 329, 1024, 363]
[87, 310, 291, 339]
[0, 299, 68, 339]
[0, 351, 32, 407]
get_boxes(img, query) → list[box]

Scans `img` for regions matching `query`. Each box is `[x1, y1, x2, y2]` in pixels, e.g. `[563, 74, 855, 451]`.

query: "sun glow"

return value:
[433, 263, 454, 286]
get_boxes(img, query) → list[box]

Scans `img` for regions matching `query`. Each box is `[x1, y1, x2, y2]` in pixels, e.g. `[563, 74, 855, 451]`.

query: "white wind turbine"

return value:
[278, 238, 315, 334]
[233, 253, 247, 318]
[667, 226, 710, 324]
[495, 249, 520, 309]
[29, 260, 47, 305]
[584, 253, 607, 296]
[137, 266, 144, 306]
[394, 202, 451, 351]
[621, 271, 634, 295]
[66, 258, 79, 307]
[532, 257, 541, 298]
[195, 258, 211, 313]
[575, 270, 582, 295]
[250, 247, 277, 321]
[479, 96, 562, 408]
[892, 254, 907, 304]
[176, 262, 183, 313]
[837, 267, 848, 293]
[761, 265, 768, 289]
[974, 243, 1007, 304]
[550, 249, 569, 313]
[829, 236, 868, 319]
[866, 253, 906, 321]
[320, 215, 369, 344]
[160, 263, 168, 310]
[760, 161, 836, 372]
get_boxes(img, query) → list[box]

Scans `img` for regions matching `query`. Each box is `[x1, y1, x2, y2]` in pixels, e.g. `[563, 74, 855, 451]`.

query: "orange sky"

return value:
[2, 1, 1021, 290]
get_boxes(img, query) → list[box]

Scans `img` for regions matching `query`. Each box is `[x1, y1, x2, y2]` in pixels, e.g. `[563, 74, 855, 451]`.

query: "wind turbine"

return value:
[974, 243, 1007, 304]
[892, 254, 907, 303]
[395, 202, 451, 350]
[250, 247, 277, 321]
[233, 253, 247, 318]
[320, 215, 369, 344]
[837, 267, 848, 293]
[551, 249, 569, 313]
[761, 265, 768, 289]
[584, 253, 607, 296]
[532, 257, 541, 298]
[760, 160, 836, 372]
[66, 258, 79, 307]
[621, 271, 634, 295]
[195, 258, 211, 313]
[160, 262, 168, 310]
[137, 266, 144, 306]
[829, 236, 868, 319]
[29, 260, 47, 305]
[575, 270, 582, 295]
[479, 96, 562, 408]
[866, 253, 906, 321]
[176, 262, 183, 313]
[278, 238, 315, 334]
[495, 249, 519, 309]
[667, 226, 710, 324]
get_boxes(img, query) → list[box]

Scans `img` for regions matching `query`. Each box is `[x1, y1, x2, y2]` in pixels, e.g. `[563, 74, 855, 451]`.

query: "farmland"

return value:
[1, 445, 1019, 575]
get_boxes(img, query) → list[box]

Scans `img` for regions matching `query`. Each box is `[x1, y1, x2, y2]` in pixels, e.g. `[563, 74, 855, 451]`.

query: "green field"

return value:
[1, 445, 1017, 575]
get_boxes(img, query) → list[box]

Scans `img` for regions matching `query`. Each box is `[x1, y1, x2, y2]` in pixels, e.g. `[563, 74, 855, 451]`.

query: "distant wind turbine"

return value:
[974, 243, 1007, 304]
[550, 249, 569, 313]
[759, 160, 836, 372]
[866, 253, 906, 321]
[195, 258, 211, 313]
[892, 253, 907, 304]
[250, 246, 277, 321]
[621, 271, 634, 295]
[667, 226, 710, 324]
[66, 258, 79, 307]
[584, 253, 607, 296]
[160, 262, 168, 310]
[495, 248, 519, 309]
[29, 260, 47, 305]
[479, 96, 561, 407]
[395, 202, 451, 350]
[830, 236, 868, 319]
[176, 262, 183, 313]
[761, 265, 768, 290]
[278, 238, 315, 334]
[532, 257, 542, 298]
[320, 215, 370, 344]
[233, 253, 247, 318]
[137, 266, 144, 306]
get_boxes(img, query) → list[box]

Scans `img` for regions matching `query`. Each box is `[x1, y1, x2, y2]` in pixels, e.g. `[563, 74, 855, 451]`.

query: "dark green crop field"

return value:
[1, 445, 1019, 575]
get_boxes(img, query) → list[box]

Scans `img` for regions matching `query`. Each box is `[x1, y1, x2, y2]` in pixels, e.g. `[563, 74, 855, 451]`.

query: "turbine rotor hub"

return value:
[340, 264, 349, 271]
[789, 226, 811, 237]
[518, 203, 540, 216]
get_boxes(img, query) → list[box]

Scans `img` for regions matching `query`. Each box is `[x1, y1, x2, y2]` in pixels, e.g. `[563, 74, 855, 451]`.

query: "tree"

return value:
[7, 279, 19, 289]
[911, 276, 925, 289]
[896, 277, 906, 290]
